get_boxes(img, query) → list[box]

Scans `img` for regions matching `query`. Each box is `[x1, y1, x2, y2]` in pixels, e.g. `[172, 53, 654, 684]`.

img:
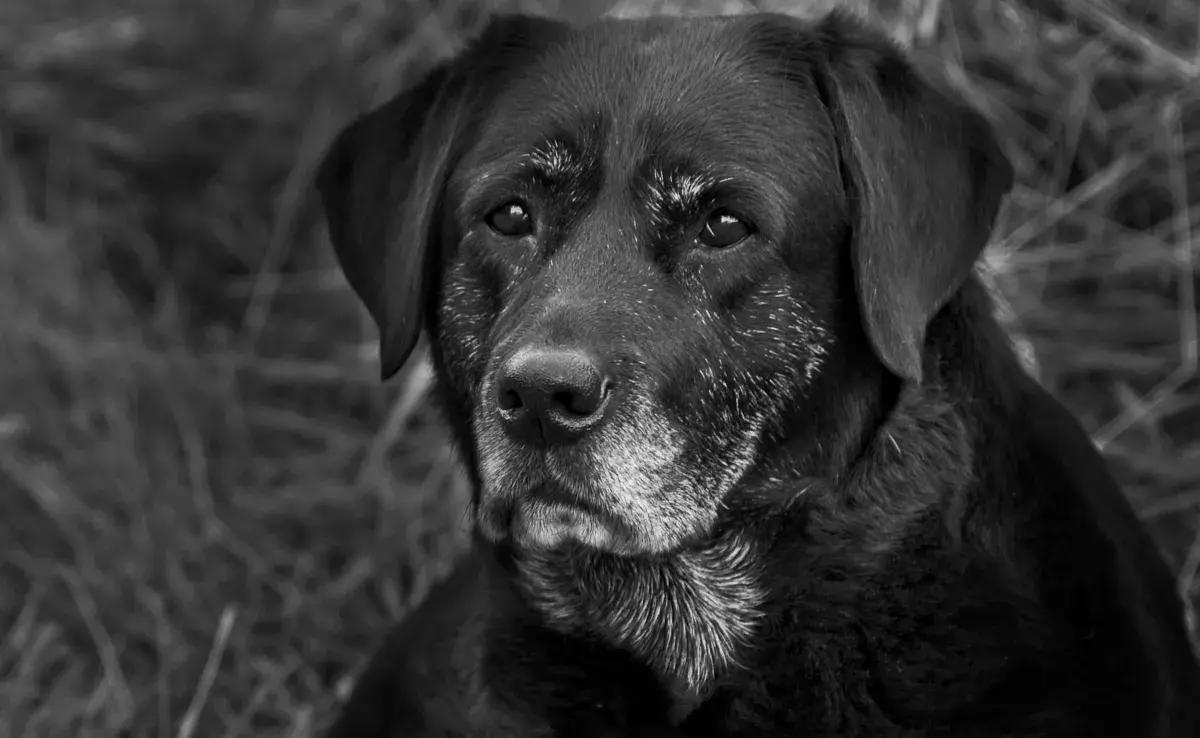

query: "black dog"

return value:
[317, 9, 1200, 737]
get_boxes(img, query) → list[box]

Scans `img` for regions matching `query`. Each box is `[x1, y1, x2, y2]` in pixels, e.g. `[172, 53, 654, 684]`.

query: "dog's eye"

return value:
[698, 211, 752, 249]
[485, 202, 534, 237]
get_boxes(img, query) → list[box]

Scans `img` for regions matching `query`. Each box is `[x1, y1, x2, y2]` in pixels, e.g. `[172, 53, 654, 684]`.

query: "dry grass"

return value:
[0, 0, 1196, 735]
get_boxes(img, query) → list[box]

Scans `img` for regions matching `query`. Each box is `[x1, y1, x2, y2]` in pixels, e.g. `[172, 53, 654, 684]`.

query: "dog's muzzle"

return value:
[473, 332, 722, 556]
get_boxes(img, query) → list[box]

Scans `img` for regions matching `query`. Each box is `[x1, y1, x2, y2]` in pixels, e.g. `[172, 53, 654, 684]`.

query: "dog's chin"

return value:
[477, 495, 678, 556]
[512, 498, 625, 552]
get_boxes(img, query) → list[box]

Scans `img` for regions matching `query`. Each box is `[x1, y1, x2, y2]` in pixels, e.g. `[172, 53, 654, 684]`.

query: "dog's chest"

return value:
[682, 540, 1047, 735]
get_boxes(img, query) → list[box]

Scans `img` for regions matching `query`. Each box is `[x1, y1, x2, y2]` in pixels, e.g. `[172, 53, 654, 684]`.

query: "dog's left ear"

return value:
[809, 12, 1014, 383]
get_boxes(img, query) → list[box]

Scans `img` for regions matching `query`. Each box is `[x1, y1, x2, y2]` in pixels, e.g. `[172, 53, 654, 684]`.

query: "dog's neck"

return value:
[514, 525, 766, 710]
[509, 361, 975, 718]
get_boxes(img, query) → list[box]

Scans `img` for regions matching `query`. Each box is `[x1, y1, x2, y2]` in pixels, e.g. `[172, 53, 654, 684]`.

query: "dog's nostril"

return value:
[553, 391, 581, 414]
[499, 388, 524, 412]
[555, 383, 608, 416]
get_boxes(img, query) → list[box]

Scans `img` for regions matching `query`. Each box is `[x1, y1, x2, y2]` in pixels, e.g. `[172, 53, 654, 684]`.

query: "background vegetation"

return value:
[1, 0, 1196, 735]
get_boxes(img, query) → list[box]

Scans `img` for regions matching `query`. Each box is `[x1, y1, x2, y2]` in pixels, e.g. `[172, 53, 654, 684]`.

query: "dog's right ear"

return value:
[316, 65, 460, 380]
[316, 15, 566, 380]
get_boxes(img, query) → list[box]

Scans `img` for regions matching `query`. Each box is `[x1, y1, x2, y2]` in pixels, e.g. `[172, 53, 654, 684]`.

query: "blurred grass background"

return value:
[0, 0, 1197, 735]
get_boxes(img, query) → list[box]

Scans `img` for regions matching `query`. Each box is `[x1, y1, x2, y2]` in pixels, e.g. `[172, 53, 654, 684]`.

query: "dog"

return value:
[316, 9, 1200, 737]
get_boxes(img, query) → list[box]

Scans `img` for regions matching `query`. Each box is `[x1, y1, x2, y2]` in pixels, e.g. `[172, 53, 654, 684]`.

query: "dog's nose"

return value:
[495, 347, 613, 446]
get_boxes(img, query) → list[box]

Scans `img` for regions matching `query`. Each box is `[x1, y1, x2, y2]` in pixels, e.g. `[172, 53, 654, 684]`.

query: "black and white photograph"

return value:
[2, 0, 1199, 735]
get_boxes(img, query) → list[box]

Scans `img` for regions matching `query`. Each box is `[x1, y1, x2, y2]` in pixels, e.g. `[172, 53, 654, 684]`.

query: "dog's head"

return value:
[316, 11, 1012, 557]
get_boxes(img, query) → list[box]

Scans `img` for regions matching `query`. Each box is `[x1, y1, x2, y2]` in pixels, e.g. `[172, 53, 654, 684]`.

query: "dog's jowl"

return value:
[316, 9, 1200, 737]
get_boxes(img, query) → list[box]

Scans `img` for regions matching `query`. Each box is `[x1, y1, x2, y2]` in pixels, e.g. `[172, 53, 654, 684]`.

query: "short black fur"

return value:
[317, 10, 1200, 738]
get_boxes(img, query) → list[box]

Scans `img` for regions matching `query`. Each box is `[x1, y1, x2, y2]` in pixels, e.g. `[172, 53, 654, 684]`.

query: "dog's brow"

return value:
[457, 136, 592, 216]
[525, 139, 582, 179]
[646, 167, 713, 210]
[641, 161, 788, 230]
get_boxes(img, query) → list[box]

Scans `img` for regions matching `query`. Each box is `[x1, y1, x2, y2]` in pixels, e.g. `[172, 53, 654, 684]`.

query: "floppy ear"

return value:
[316, 65, 460, 380]
[811, 12, 1014, 383]
[315, 15, 565, 380]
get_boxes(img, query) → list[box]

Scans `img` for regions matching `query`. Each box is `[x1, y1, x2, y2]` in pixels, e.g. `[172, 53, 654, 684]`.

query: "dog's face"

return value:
[316, 12, 1012, 557]
[444, 19, 849, 556]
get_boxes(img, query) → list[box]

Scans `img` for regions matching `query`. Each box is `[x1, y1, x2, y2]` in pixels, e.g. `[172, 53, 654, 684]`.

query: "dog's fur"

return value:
[317, 10, 1200, 737]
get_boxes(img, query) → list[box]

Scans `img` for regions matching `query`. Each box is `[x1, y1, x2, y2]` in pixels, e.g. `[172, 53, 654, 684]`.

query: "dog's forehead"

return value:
[470, 17, 834, 179]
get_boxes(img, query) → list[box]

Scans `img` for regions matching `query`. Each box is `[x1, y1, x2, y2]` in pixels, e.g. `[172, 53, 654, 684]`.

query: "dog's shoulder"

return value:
[936, 280, 1178, 596]
[925, 278, 1200, 730]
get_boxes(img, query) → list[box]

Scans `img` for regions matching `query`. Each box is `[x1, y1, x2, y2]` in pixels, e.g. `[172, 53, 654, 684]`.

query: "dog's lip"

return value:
[524, 482, 603, 517]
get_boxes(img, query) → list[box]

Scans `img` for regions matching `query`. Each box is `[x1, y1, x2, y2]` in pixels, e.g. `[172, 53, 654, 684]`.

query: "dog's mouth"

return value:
[529, 481, 605, 516]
